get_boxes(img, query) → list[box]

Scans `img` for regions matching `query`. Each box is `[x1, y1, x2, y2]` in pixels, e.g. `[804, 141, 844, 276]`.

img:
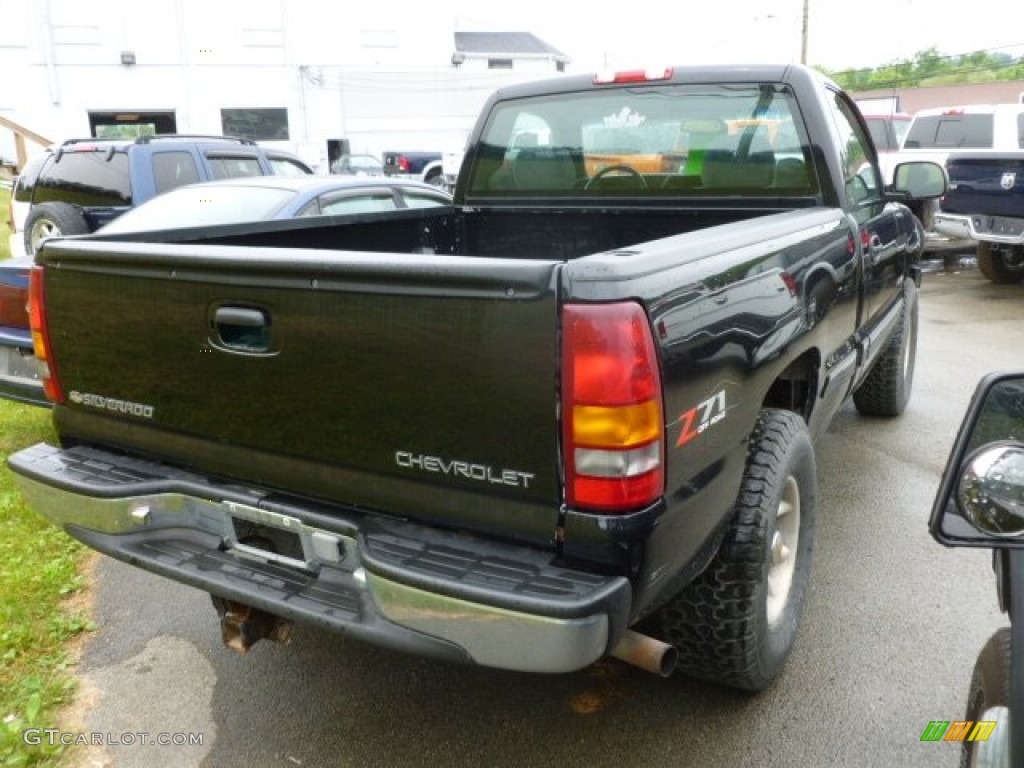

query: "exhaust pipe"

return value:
[610, 629, 678, 677]
[219, 601, 293, 653]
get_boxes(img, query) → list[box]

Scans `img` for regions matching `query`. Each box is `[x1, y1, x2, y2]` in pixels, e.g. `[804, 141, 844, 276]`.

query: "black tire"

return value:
[853, 279, 918, 417]
[960, 628, 1011, 768]
[977, 242, 1024, 285]
[23, 202, 90, 256]
[424, 169, 445, 188]
[653, 409, 816, 691]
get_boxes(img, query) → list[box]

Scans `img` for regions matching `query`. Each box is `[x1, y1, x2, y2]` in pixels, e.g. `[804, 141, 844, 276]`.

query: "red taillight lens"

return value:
[28, 266, 64, 403]
[398, 156, 410, 172]
[0, 281, 29, 328]
[562, 303, 664, 512]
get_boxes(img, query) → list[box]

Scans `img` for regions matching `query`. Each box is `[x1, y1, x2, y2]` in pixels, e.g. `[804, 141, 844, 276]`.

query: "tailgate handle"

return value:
[213, 306, 273, 354]
[215, 307, 268, 328]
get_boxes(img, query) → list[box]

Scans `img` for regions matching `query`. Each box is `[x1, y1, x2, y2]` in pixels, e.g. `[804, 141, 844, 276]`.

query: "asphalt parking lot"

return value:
[60, 259, 1020, 768]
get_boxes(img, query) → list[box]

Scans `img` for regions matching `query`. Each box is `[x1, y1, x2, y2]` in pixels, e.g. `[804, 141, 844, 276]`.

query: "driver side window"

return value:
[826, 91, 882, 209]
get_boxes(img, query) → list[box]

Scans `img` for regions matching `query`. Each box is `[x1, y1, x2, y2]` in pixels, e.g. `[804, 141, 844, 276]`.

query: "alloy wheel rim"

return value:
[766, 475, 800, 627]
[30, 219, 61, 253]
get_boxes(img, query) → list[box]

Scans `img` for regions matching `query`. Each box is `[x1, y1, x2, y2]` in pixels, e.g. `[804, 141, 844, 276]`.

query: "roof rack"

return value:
[60, 137, 128, 147]
[134, 134, 257, 146]
[58, 134, 257, 148]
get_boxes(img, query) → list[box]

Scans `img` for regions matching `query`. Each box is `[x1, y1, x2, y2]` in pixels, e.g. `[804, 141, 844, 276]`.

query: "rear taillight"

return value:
[398, 156, 410, 172]
[28, 266, 64, 403]
[562, 303, 665, 511]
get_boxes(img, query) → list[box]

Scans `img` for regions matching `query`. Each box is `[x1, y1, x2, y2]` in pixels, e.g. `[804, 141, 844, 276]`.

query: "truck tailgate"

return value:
[945, 154, 1024, 218]
[38, 240, 564, 545]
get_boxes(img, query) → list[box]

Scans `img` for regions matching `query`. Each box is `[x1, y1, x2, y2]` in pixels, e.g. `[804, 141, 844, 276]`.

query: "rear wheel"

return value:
[853, 280, 918, 417]
[24, 202, 90, 256]
[960, 628, 1010, 768]
[652, 409, 816, 691]
[977, 242, 1024, 284]
[424, 169, 445, 188]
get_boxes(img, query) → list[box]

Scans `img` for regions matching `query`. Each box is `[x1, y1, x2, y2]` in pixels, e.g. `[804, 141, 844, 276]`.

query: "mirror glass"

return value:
[932, 374, 1024, 546]
[954, 377, 1024, 536]
[892, 161, 947, 199]
[958, 445, 1024, 536]
[965, 377, 1024, 454]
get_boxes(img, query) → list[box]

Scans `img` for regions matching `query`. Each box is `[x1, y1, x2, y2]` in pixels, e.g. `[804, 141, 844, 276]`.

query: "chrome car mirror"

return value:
[931, 373, 1024, 547]
[958, 445, 1024, 537]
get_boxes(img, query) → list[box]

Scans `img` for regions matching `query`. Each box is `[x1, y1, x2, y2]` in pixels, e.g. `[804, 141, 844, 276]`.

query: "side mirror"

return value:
[958, 445, 1024, 536]
[931, 372, 1024, 547]
[889, 160, 948, 200]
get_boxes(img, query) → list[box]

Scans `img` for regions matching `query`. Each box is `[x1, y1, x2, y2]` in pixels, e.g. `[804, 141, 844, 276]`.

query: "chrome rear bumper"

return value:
[9, 443, 630, 674]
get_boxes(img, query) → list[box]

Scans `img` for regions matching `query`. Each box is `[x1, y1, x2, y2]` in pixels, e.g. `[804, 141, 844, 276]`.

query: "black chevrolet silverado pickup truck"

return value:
[10, 65, 945, 691]
[941, 150, 1024, 283]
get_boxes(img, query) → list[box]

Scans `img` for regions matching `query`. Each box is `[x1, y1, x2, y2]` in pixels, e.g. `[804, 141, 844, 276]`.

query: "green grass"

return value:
[0, 401, 92, 767]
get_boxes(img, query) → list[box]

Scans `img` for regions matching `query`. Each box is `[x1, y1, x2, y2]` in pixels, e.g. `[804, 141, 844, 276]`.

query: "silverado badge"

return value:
[69, 391, 156, 420]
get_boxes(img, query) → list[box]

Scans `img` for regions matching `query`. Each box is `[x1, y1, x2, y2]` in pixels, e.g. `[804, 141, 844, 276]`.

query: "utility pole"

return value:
[800, 0, 809, 64]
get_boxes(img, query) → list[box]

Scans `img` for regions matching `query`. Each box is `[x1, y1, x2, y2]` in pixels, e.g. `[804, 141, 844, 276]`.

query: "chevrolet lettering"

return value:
[395, 451, 535, 488]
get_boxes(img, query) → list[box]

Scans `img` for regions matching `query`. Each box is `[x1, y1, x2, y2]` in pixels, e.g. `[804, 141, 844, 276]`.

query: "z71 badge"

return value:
[676, 389, 728, 447]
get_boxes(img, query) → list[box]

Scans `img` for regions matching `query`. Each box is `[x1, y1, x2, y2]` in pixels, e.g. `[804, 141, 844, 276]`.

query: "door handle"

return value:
[867, 235, 885, 266]
[906, 226, 922, 251]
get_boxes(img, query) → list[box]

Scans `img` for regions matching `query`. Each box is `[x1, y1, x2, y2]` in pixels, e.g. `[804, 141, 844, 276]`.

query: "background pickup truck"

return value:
[10, 64, 945, 691]
[889, 103, 1024, 254]
[382, 150, 444, 186]
[941, 150, 1024, 283]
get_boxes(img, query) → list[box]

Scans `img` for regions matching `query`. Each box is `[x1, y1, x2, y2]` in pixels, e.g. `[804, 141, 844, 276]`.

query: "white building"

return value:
[0, 0, 570, 171]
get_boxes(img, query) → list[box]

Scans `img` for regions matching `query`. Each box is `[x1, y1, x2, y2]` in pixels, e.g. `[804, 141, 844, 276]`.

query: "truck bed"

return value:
[98, 202, 806, 260]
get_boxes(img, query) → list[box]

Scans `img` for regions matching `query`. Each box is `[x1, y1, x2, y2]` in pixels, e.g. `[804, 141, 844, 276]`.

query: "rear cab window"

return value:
[904, 114, 995, 149]
[465, 82, 819, 200]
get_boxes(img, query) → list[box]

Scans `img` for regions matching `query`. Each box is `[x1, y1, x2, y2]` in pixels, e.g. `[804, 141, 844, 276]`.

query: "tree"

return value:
[824, 47, 1024, 91]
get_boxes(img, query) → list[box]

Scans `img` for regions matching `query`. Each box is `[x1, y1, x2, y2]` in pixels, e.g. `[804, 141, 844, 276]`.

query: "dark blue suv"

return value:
[17, 134, 312, 256]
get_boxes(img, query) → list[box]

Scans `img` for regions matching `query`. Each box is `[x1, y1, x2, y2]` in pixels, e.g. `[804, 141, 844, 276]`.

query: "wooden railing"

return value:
[0, 116, 52, 172]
